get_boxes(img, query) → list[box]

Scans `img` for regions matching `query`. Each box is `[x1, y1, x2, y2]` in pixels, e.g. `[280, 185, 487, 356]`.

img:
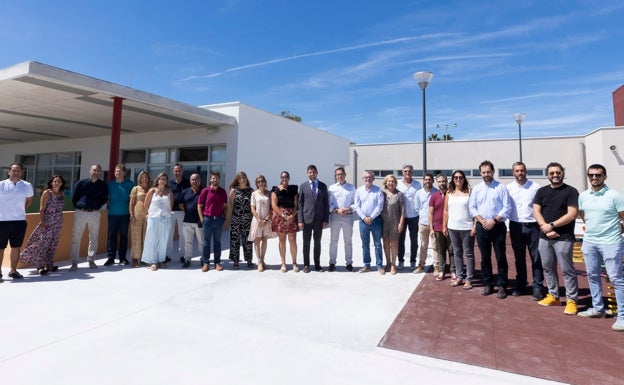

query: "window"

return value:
[15, 152, 81, 191]
[499, 168, 546, 177]
[122, 145, 227, 187]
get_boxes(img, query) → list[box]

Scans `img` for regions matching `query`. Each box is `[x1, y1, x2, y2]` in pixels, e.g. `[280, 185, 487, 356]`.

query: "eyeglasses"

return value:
[587, 173, 604, 178]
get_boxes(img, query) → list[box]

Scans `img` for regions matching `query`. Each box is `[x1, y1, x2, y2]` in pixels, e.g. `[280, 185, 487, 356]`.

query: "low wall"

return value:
[1, 211, 176, 268]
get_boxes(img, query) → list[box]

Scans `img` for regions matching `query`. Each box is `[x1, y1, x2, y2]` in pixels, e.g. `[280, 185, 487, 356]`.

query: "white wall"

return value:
[206, 102, 350, 188]
[347, 129, 624, 193]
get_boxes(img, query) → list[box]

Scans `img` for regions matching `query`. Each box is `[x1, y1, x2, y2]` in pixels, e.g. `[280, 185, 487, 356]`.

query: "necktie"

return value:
[311, 182, 317, 200]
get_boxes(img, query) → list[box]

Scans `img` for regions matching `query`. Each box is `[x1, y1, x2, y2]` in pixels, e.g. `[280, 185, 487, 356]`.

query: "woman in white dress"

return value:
[141, 173, 173, 271]
[248, 175, 274, 272]
[443, 170, 476, 289]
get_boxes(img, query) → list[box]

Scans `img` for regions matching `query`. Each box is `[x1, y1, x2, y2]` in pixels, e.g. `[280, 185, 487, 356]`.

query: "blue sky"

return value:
[2, 1, 624, 144]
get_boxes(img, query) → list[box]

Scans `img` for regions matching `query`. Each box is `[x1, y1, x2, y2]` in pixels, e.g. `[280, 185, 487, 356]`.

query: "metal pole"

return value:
[422, 88, 427, 173]
[517, 121, 523, 163]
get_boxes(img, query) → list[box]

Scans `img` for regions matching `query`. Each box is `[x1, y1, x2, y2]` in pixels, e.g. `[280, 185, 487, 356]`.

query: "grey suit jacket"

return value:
[298, 180, 329, 225]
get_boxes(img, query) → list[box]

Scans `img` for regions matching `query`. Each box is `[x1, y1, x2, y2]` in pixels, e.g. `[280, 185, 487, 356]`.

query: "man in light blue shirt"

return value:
[469, 160, 511, 298]
[353, 171, 385, 274]
[415, 173, 437, 273]
[577, 164, 624, 331]
[397, 164, 422, 270]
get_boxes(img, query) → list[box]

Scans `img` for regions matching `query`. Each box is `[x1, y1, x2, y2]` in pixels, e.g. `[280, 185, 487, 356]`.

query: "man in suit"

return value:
[298, 164, 329, 273]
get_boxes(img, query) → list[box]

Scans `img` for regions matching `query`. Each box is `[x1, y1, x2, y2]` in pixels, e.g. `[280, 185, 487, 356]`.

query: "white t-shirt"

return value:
[0, 179, 34, 221]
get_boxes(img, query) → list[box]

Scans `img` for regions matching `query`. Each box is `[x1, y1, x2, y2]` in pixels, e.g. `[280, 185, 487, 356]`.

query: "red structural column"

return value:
[109, 96, 124, 180]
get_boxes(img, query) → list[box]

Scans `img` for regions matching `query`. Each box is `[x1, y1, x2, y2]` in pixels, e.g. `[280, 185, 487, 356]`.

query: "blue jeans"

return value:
[581, 241, 624, 319]
[107, 215, 130, 259]
[359, 217, 383, 267]
[509, 221, 543, 289]
[476, 222, 508, 287]
[202, 216, 224, 265]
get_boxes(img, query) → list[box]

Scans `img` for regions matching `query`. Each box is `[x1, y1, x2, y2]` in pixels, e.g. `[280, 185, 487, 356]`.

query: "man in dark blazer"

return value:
[298, 164, 329, 273]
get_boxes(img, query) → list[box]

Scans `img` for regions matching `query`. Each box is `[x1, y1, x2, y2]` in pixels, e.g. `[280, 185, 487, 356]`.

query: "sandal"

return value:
[150, 264, 158, 271]
[435, 273, 445, 281]
[451, 278, 463, 287]
[292, 264, 299, 273]
[463, 281, 473, 290]
[280, 264, 287, 273]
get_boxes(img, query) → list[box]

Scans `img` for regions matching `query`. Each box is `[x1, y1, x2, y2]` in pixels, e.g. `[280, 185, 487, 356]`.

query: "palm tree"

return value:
[428, 133, 440, 141]
[442, 134, 454, 141]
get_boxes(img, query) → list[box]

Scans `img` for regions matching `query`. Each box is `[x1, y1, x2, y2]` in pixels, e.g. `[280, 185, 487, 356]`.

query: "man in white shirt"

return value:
[415, 173, 438, 273]
[328, 167, 356, 272]
[506, 161, 544, 300]
[397, 164, 422, 270]
[0, 163, 34, 280]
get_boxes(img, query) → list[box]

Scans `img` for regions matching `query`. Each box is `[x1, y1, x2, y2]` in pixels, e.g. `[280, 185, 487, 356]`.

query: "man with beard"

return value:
[415, 173, 438, 274]
[397, 164, 422, 271]
[533, 162, 579, 315]
[198, 171, 228, 272]
[428, 173, 453, 278]
[577, 164, 624, 331]
[506, 161, 544, 300]
[469, 160, 511, 299]
[168, 164, 191, 264]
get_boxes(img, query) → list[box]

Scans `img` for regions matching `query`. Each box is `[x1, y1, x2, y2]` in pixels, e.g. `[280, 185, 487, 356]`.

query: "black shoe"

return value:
[329, 264, 336, 272]
[103, 258, 115, 266]
[481, 285, 494, 296]
[182, 259, 191, 268]
[8, 271, 24, 279]
[315, 265, 324, 272]
[51, 265, 59, 272]
[512, 288, 523, 297]
[179, 256, 186, 264]
[532, 287, 545, 301]
[165, 257, 172, 263]
[497, 287, 508, 299]
[346, 264, 354, 272]
[38, 268, 49, 276]
[119, 258, 130, 266]
[303, 266, 311, 273]
[247, 261, 254, 268]
[233, 261, 240, 269]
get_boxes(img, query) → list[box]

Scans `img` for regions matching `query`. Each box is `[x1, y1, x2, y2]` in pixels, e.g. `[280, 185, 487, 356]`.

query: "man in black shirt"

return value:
[180, 173, 203, 268]
[168, 164, 191, 264]
[533, 162, 579, 315]
[70, 164, 108, 270]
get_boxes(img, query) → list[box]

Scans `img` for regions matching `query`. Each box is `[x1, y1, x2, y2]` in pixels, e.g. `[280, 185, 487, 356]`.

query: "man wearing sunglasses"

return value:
[577, 164, 624, 331]
[533, 162, 579, 315]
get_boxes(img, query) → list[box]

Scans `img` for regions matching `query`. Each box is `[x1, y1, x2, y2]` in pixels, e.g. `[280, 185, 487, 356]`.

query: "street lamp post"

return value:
[513, 113, 526, 162]
[413, 71, 434, 173]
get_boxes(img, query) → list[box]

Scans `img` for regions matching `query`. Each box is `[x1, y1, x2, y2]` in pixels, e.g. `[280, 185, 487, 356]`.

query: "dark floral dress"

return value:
[229, 187, 253, 262]
[19, 192, 64, 269]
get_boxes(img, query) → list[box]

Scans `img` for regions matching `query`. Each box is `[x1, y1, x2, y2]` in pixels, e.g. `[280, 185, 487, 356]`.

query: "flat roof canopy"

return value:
[0, 61, 236, 144]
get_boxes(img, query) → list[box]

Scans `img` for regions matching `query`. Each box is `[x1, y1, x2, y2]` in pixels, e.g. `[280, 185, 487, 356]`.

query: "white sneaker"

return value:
[612, 318, 624, 331]
[578, 308, 605, 318]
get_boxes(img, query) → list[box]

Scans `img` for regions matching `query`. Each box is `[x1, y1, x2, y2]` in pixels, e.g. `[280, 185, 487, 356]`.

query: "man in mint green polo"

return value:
[577, 164, 624, 331]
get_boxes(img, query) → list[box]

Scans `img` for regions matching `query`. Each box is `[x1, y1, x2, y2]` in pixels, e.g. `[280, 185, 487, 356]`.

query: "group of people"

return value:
[421, 160, 623, 333]
[1, 160, 623, 332]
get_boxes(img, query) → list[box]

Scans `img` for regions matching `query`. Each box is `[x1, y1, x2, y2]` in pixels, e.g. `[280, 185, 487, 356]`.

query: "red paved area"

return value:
[379, 241, 624, 385]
